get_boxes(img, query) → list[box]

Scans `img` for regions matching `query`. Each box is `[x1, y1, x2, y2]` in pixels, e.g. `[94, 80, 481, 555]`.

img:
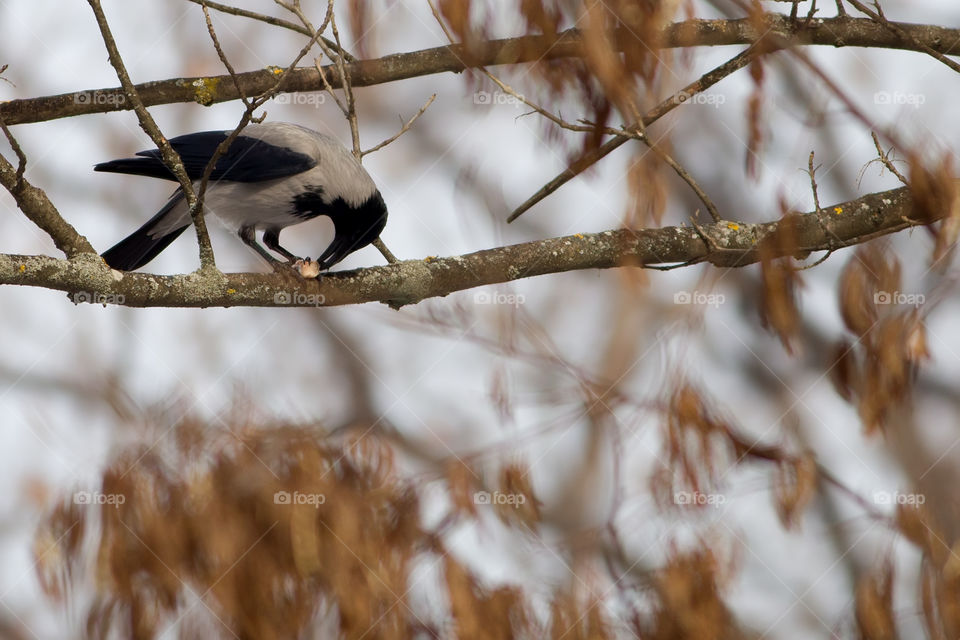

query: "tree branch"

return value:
[2, 16, 958, 126]
[0, 186, 929, 309]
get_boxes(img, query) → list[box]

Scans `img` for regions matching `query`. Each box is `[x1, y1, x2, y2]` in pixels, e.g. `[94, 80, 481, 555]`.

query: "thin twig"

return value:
[371, 238, 398, 264]
[796, 250, 834, 270]
[279, 1, 344, 112]
[201, 2, 251, 108]
[362, 94, 437, 157]
[807, 151, 824, 216]
[804, 150, 848, 253]
[635, 131, 722, 222]
[0, 118, 27, 188]
[870, 131, 908, 185]
[184, 0, 353, 59]
[282, 0, 398, 264]
[327, 8, 362, 157]
[86, 0, 217, 271]
[506, 44, 763, 223]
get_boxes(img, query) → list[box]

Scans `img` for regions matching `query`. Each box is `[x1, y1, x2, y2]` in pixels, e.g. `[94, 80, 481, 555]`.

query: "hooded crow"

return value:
[96, 122, 388, 272]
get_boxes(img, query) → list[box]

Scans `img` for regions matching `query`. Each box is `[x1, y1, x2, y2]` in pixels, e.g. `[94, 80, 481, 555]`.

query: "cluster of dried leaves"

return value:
[853, 500, 960, 640]
[32, 415, 756, 639]
[36, 419, 423, 639]
[834, 243, 929, 433]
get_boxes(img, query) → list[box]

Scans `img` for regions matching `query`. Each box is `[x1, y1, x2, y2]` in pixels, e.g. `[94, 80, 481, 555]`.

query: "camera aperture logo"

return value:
[673, 290, 725, 308]
[874, 291, 923, 308]
[873, 91, 925, 109]
[71, 291, 125, 306]
[74, 91, 126, 106]
[674, 491, 725, 507]
[674, 91, 725, 108]
[473, 490, 526, 507]
[273, 490, 326, 507]
[274, 92, 326, 107]
[873, 491, 924, 506]
[73, 490, 126, 508]
[273, 291, 326, 306]
[473, 291, 525, 307]
[473, 90, 523, 107]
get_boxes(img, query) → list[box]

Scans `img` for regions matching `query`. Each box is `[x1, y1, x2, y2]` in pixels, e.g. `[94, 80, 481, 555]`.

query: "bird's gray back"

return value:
[240, 123, 378, 208]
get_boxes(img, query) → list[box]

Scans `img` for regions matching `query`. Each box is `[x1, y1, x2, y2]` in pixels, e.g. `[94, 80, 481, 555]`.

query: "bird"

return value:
[95, 122, 388, 273]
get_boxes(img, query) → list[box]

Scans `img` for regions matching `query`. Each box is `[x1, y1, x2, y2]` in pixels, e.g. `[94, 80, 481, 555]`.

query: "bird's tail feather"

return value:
[102, 193, 191, 271]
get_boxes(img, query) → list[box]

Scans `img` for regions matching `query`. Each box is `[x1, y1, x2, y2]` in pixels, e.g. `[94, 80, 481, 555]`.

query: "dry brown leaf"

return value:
[772, 454, 816, 530]
[446, 459, 480, 519]
[827, 340, 859, 402]
[650, 545, 740, 640]
[758, 214, 805, 353]
[855, 560, 896, 640]
[496, 461, 542, 527]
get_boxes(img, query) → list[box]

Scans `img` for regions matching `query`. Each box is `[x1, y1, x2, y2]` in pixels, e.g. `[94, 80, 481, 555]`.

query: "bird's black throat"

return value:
[290, 186, 388, 269]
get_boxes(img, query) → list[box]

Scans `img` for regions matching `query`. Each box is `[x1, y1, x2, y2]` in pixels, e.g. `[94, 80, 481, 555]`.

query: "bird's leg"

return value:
[238, 225, 288, 268]
[262, 228, 300, 263]
[262, 228, 321, 277]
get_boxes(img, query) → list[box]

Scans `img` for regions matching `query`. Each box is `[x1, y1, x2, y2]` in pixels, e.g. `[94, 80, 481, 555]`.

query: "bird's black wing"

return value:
[94, 130, 316, 183]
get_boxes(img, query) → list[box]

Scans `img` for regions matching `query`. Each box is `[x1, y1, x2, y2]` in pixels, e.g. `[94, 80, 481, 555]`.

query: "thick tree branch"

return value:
[0, 186, 929, 308]
[2, 16, 958, 126]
